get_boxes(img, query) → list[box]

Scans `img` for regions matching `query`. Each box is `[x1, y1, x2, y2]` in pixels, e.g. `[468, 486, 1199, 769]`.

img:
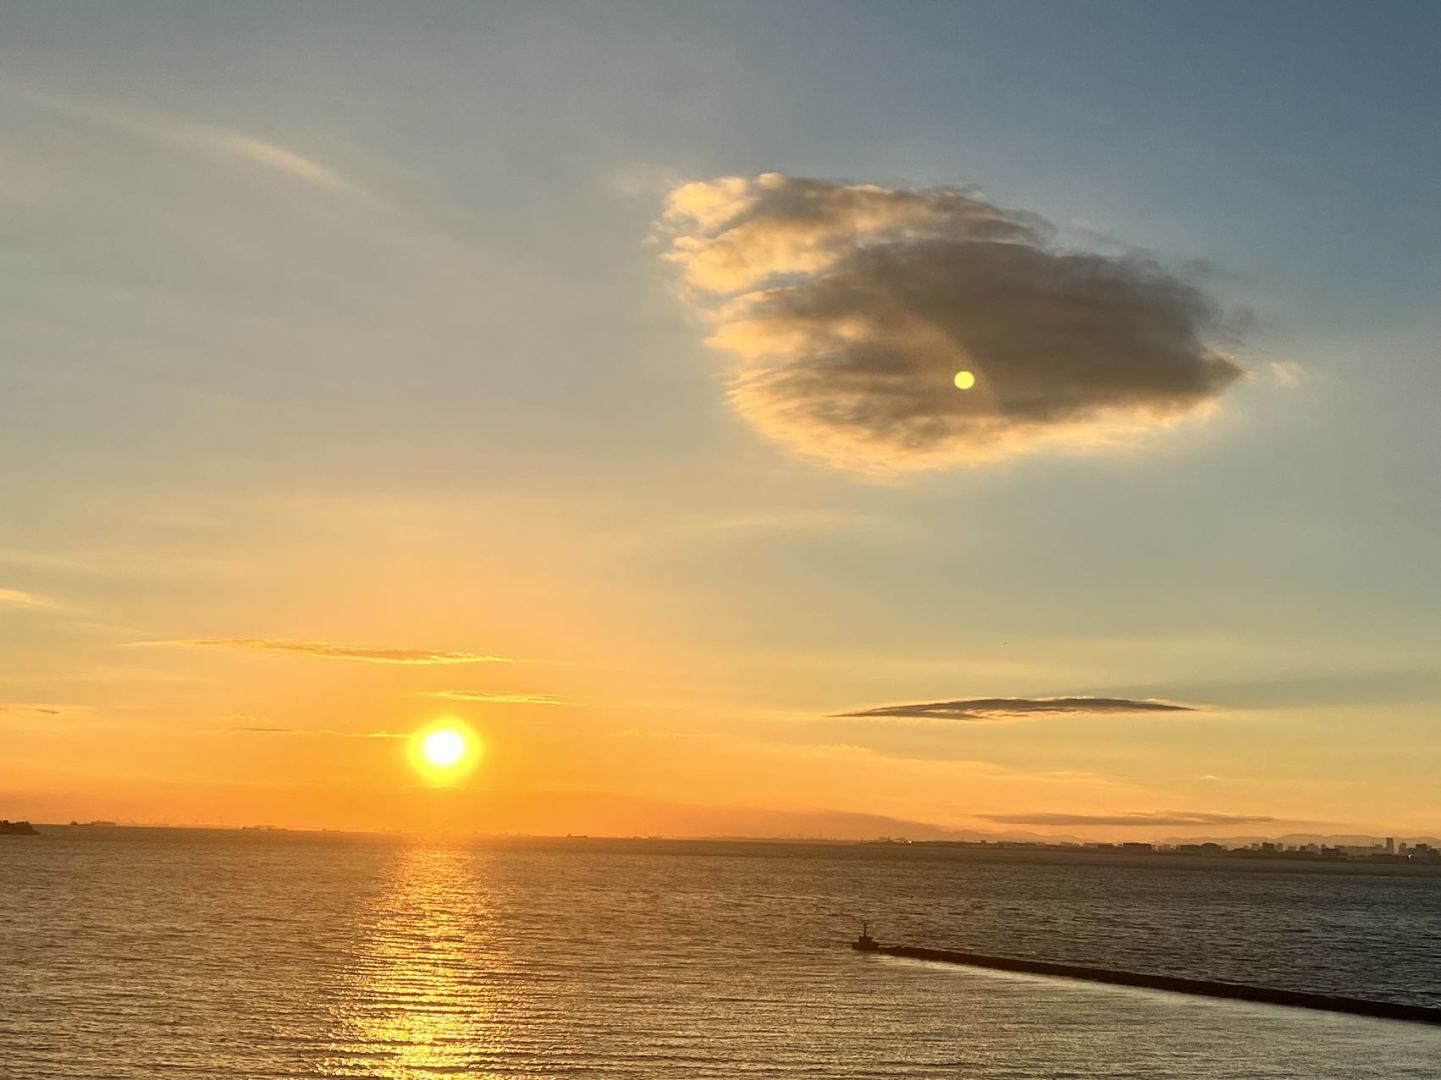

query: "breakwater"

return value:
[857, 942, 1441, 1026]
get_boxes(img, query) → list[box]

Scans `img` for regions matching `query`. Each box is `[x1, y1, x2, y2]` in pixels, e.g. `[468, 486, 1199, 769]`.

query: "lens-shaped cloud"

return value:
[663, 173, 1244, 472]
[835, 696, 1195, 724]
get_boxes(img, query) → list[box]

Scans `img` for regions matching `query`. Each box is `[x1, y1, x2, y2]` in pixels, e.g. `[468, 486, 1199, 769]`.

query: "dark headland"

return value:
[852, 932, 1441, 1026]
[0, 820, 39, 836]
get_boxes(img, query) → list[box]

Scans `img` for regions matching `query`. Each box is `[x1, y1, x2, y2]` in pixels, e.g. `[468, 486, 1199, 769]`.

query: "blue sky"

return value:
[2, 3, 1439, 835]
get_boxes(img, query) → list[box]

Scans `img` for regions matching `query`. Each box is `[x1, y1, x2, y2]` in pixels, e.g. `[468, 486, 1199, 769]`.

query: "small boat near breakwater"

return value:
[851, 928, 1441, 1026]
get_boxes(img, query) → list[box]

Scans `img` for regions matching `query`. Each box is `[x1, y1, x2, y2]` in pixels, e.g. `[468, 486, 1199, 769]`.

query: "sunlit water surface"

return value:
[4, 830, 1440, 1078]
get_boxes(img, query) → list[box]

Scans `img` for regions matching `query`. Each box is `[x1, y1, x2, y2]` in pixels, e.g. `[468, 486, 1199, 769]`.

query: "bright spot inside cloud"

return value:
[954, 370, 976, 390]
[407, 719, 481, 785]
[661, 173, 1245, 473]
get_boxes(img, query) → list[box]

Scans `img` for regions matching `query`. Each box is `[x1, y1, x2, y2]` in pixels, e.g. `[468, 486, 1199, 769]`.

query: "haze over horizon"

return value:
[5, 3, 1441, 841]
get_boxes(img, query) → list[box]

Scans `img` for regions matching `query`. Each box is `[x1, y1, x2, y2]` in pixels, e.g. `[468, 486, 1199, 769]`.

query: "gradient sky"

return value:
[4, 2, 1440, 839]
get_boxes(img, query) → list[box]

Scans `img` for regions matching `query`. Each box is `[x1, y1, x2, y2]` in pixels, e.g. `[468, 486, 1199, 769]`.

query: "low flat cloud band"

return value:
[835, 696, 1195, 723]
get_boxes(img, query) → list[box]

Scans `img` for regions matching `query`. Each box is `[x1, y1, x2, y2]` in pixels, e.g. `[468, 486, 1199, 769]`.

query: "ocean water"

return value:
[3, 830, 1441, 1078]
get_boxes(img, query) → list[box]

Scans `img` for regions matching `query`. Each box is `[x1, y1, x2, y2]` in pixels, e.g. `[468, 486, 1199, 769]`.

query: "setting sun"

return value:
[423, 729, 466, 767]
[407, 720, 482, 785]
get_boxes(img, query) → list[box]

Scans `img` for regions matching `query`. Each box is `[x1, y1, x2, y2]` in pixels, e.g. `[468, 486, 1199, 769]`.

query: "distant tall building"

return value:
[1385, 837, 1395, 854]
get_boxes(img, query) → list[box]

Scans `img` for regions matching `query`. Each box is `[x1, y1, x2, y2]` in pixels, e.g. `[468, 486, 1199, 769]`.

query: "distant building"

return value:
[1410, 843, 1441, 864]
[1176, 842, 1225, 856]
[1334, 844, 1387, 858]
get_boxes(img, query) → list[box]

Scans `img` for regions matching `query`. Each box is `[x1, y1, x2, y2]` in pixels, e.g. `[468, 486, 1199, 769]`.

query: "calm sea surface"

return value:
[3, 829, 1441, 1078]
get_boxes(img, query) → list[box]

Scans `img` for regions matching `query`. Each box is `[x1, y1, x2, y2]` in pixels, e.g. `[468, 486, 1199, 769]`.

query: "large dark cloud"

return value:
[664, 173, 1244, 472]
[835, 696, 1194, 723]
[982, 811, 1275, 826]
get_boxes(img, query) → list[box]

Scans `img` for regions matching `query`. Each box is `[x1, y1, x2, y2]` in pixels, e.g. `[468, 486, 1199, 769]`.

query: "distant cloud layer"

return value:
[0, 587, 54, 608]
[419, 690, 574, 705]
[663, 174, 1243, 472]
[155, 639, 511, 665]
[982, 810, 1275, 826]
[622, 729, 722, 740]
[835, 696, 1195, 723]
[228, 721, 406, 739]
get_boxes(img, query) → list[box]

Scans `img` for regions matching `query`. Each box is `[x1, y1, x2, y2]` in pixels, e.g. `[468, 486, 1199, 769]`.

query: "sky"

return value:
[3, 2, 1440, 839]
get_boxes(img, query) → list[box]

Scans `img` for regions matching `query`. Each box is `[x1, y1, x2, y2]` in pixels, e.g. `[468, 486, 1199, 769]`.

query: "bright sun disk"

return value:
[408, 719, 481, 784]
[422, 728, 466, 767]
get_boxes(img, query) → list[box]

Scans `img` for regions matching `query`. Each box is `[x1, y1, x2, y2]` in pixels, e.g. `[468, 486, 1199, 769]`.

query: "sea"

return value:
[3, 828, 1441, 1078]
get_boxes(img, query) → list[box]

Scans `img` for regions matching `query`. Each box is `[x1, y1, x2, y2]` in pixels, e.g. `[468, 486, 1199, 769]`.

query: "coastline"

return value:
[28, 824, 1441, 877]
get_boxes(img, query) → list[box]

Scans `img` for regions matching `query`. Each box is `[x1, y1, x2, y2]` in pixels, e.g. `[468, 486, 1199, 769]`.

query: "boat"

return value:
[0, 820, 39, 836]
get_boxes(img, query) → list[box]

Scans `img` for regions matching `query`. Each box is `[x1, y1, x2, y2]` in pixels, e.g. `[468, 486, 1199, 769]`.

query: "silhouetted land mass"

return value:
[853, 936, 1441, 1026]
[865, 836, 1441, 865]
[0, 820, 39, 835]
[25, 827, 1441, 877]
[537, 837, 1441, 877]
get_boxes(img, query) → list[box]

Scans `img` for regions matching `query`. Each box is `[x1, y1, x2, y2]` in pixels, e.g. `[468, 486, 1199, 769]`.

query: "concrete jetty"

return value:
[852, 934, 1441, 1026]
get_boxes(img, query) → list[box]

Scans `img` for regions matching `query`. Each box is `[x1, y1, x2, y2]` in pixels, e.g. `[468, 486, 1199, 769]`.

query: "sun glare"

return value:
[407, 719, 481, 785]
[423, 729, 466, 767]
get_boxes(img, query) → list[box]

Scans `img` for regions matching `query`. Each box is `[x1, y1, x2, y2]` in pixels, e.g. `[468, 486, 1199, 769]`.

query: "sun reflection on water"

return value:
[323, 842, 513, 1078]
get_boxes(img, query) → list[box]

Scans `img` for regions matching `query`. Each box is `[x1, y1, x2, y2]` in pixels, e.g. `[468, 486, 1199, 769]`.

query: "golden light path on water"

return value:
[323, 844, 512, 1077]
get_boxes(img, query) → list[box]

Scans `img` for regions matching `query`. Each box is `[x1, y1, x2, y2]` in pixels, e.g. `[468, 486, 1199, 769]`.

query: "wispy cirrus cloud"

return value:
[981, 810, 1275, 827]
[419, 690, 575, 706]
[0, 702, 84, 733]
[225, 720, 407, 739]
[212, 134, 351, 191]
[0, 587, 57, 609]
[662, 173, 1244, 473]
[621, 729, 723, 740]
[834, 696, 1195, 724]
[0, 546, 243, 580]
[22, 88, 356, 193]
[140, 639, 512, 665]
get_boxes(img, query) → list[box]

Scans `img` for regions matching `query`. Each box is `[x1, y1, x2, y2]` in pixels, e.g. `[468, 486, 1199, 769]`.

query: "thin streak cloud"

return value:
[226, 722, 407, 739]
[213, 135, 351, 191]
[981, 810, 1276, 827]
[621, 729, 723, 740]
[420, 690, 576, 706]
[22, 88, 356, 193]
[835, 696, 1196, 724]
[143, 639, 512, 665]
[0, 587, 55, 608]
